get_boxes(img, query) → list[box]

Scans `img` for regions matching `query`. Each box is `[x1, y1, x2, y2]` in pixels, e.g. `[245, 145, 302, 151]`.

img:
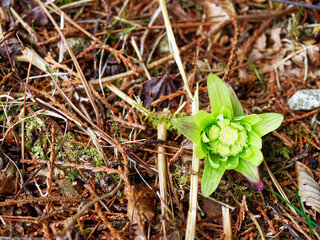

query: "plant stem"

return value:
[222, 206, 233, 239]
[185, 86, 199, 240]
[105, 83, 151, 118]
[158, 0, 193, 101]
[157, 120, 168, 238]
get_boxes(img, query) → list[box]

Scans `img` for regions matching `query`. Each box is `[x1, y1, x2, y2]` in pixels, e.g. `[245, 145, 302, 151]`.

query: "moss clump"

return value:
[262, 124, 304, 160]
[56, 134, 104, 166]
[172, 165, 190, 196]
[262, 135, 293, 159]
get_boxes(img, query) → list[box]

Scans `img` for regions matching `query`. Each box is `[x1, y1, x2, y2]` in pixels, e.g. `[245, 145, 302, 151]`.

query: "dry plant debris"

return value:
[296, 161, 320, 213]
[1, 0, 320, 239]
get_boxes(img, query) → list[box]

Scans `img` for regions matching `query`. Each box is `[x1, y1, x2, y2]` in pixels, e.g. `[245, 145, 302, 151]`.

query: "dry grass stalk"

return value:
[185, 85, 199, 240]
[263, 160, 297, 215]
[131, 36, 151, 80]
[158, 0, 193, 101]
[105, 83, 151, 117]
[10, 7, 38, 42]
[21, 58, 33, 161]
[59, 0, 95, 10]
[157, 120, 168, 238]
[222, 206, 233, 240]
[37, 0, 103, 128]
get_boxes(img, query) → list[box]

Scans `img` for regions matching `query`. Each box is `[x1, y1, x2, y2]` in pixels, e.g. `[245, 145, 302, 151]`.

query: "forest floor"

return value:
[1, 0, 320, 239]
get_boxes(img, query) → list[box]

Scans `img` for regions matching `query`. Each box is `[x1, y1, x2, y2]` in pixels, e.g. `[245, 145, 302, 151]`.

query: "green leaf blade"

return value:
[201, 157, 226, 197]
[252, 113, 284, 137]
[195, 140, 208, 159]
[226, 83, 244, 117]
[207, 74, 234, 119]
[248, 131, 262, 149]
[234, 160, 263, 191]
[222, 156, 239, 170]
[194, 110, 216, 131]
[208, 153, 221, 168]
[243, 145, 263, 167]
[235, 114, 261, 126]
[171, 116, 201, 143]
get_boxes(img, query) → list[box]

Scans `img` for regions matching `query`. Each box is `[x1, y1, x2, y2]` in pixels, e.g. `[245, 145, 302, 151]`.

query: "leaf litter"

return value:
[0, 0, 320, 239]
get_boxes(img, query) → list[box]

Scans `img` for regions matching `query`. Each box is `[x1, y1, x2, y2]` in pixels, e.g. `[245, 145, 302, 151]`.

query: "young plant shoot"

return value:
[171, 74, 283, 197]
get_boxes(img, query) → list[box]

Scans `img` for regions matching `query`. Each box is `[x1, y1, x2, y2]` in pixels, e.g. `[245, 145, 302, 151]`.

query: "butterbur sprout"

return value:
[171, 74, 283, 197]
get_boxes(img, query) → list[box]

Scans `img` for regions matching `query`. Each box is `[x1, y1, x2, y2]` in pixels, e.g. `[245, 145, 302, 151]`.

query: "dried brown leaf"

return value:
[296, 161, 320, 213]
[0, 159, 16, 195]
[127, 186, 155, 224]
[202, 1, 229, 33]
[24, 6, 48, 26]
[141, 73, 179, 110]
[0, 37, 23, 58]
[254, 33, 266, 51]
[307, 45, 320, 67]
[270, 27, 282, 49]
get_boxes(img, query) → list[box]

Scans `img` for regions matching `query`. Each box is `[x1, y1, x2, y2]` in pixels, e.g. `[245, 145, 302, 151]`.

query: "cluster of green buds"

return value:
[171, 74, 283, 197]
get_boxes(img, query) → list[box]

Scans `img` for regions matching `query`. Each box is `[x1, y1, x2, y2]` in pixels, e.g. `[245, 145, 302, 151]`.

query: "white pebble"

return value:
[288, 89, 320, 110]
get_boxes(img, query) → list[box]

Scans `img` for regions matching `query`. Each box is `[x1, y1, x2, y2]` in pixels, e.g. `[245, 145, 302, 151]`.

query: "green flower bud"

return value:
[207, 120, 247, 158]
[208, 125, 219, 140]
[219, 126, 238, 145]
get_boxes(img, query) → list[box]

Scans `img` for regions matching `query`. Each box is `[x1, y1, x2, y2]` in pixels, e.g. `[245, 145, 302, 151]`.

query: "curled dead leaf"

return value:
[296, 161, 320, 213]
[141, 73, 179, 110]
[127, 186, 155, 224]
[0, 37, 23, 59]
[0, 158, 17, 195]
[270, 28, 282, 49]
[24, 6, 48, 26]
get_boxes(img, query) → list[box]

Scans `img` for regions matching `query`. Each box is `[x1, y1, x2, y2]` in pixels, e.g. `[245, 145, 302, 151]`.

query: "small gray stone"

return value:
[58, 37, 91, 59]
[288, 89, 320, 110]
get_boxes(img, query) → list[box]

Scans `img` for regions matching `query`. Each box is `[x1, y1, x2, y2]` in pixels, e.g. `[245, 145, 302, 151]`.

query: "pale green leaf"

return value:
[201, 157, 226, 197]
[207, 74, 233, 119]
[241, 122, 252, 131]
[248, 131, 262, 149]
[234, 160, 263, 191]
[201, 132, 210, 143]
[195, 140, 208, 159]
[239, 146, 252, 159]
[226, 83, 244, 117]
[252, 113, 284, 137]
[219, 106, 232, 120]
[219, 156, 228, 162]
[235, 114, 261, 125]
[243, 145, 263, 166]
[171, 116, 201, 143]
[222, 156, 239, 170]
[208, 153, 220, 168]
[194, 110, 215, 131]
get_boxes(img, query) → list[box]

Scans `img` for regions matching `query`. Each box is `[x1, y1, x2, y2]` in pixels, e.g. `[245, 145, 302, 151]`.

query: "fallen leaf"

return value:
[202, 1, 230, 32]
[57, 179, 80, 199]
[0, 37, 23, 59]
[254, 33, 266, 51]
[127, 186, 155, 224]
[105, 55, 125, 76]
[141, 73, 179, 110]
[307, 45, 320, 67]
[296, 161, 320, 213]
[270, 28, 282, 49]
[0, 159, 16, 195]
[199, 197, 222, 224]
[24, 6, 48, 26]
